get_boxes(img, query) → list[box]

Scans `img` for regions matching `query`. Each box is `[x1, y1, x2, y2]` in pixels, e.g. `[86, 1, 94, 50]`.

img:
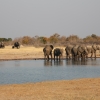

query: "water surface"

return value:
[0, 58, 100, 84]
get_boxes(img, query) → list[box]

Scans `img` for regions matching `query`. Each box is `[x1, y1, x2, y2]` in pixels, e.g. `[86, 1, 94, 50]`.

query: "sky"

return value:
[0, 0, 100, 39]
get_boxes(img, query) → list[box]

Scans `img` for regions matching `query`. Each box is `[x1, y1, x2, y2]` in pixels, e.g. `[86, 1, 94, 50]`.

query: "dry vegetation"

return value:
[0, 46, 44, 60]
[0, 78, 100, 100]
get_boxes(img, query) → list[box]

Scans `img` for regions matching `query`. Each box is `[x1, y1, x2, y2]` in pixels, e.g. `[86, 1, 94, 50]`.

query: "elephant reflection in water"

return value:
[72, 59, 88, 65]
[54, 60, 63, 66]
[66, 59, 87, 65]
[44, 60, 52, 66]
[66, 60, 73, 65]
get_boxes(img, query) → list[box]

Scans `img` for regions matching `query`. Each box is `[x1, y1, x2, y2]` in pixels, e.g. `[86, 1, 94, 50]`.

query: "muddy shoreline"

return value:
[0, 57, 100, 61]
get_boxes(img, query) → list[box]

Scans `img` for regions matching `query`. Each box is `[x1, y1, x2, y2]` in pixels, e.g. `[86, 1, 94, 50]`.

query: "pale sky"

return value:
[0, 0, 100, 39]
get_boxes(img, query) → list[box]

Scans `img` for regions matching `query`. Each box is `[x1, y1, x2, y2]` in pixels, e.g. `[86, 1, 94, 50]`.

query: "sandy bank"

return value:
[0, 78, 100, 100]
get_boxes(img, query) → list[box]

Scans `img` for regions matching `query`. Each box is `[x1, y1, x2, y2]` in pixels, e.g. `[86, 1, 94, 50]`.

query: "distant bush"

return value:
[2, 33, 100, 46]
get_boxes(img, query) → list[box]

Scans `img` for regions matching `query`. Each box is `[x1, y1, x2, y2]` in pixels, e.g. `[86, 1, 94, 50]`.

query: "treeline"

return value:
[1, 33, 100, 46]
[0, 38, 12, 42]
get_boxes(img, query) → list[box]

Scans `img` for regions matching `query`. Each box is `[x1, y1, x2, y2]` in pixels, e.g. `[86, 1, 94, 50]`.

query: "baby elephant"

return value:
[54, 48, 63, 60]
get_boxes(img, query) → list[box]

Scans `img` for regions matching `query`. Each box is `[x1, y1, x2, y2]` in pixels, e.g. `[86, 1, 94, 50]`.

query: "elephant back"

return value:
[65, 45, 73, 54]
[45, 45, 53, 50]
[14, 42, 20, 46]
[54, 48, 63, 56]
[43, 45, 53, 55]
[72, 45, 79, 55]
[65, 45, 73, 50]
[92, 44, 100, 51]
[78, 45, 88, 55]
[86, 45, 92, 53]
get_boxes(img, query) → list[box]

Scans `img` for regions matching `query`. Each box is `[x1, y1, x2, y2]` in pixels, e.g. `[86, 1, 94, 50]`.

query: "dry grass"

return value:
[0, 46, 44, 60]
[0, 46, 66, 60]
[0, 46, 100, 60]
[0, 78, 100, 100]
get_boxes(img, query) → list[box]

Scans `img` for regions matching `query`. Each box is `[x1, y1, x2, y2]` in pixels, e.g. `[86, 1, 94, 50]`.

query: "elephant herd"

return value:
[0, 42, 20, 49]
[43, 44, 100, 61]
[43, 45, 63, 61]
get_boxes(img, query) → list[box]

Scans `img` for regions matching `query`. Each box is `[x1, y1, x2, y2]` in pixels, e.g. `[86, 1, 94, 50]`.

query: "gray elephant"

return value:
[0, 42, 5, 48]
[71, 44, 88, 60]
[87, 44, 100, 58]
[77, 45, 88, 59]
[71, 45, 79, 60]
[43, 45, 53, 61]
[65, 44, 73, 59]
[54, 48, 63, 60]
[12, 42, 20, 49]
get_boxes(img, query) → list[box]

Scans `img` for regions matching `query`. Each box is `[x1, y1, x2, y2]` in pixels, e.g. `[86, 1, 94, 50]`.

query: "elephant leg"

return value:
[50, 51, 52, 60]
[45, 55, 47, 60]
[72, 54, 74, 60]
[68, 54, 70, 59]
[66, 54, 68, 59]
[73, 55, 76, 60]
[91, 52, 93, 58]
[47, 55, 49, 61]
[66, 53, 68, 59]
[86, 54, 88, 59]
[44, 53, 46, 60]
[54, 55, 55, 61]
[56, 56, 58, 60]
[77, 54, 80, 60]
[59, 56, 60, 60]
[94, 51, 96, 58]
[81, 54, 83, 59]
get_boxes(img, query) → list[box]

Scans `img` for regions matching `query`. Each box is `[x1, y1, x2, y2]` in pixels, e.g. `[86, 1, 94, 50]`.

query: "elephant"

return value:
[12, 42, 20, 49]
[77, 44, 88, 59]
[71, 44, 88, 60]
[0, 42, 5, 48]
[86, 44, 100, 58]
[71, 45, 79, 60]
[43, 45, 53, 61]
[65, 44, 73, 59]
[53, 48, 63, 60]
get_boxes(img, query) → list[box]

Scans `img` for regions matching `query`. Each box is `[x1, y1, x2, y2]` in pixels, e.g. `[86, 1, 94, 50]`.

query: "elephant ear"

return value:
[50, 45, 53, 49]
[43, 48, 45, 52]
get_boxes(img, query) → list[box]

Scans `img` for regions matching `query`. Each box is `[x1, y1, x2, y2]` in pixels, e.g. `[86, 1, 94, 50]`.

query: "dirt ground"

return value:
[0, 46, 100, 100]
[0, 78, 100, 100]
[0, 46, 45, 60]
